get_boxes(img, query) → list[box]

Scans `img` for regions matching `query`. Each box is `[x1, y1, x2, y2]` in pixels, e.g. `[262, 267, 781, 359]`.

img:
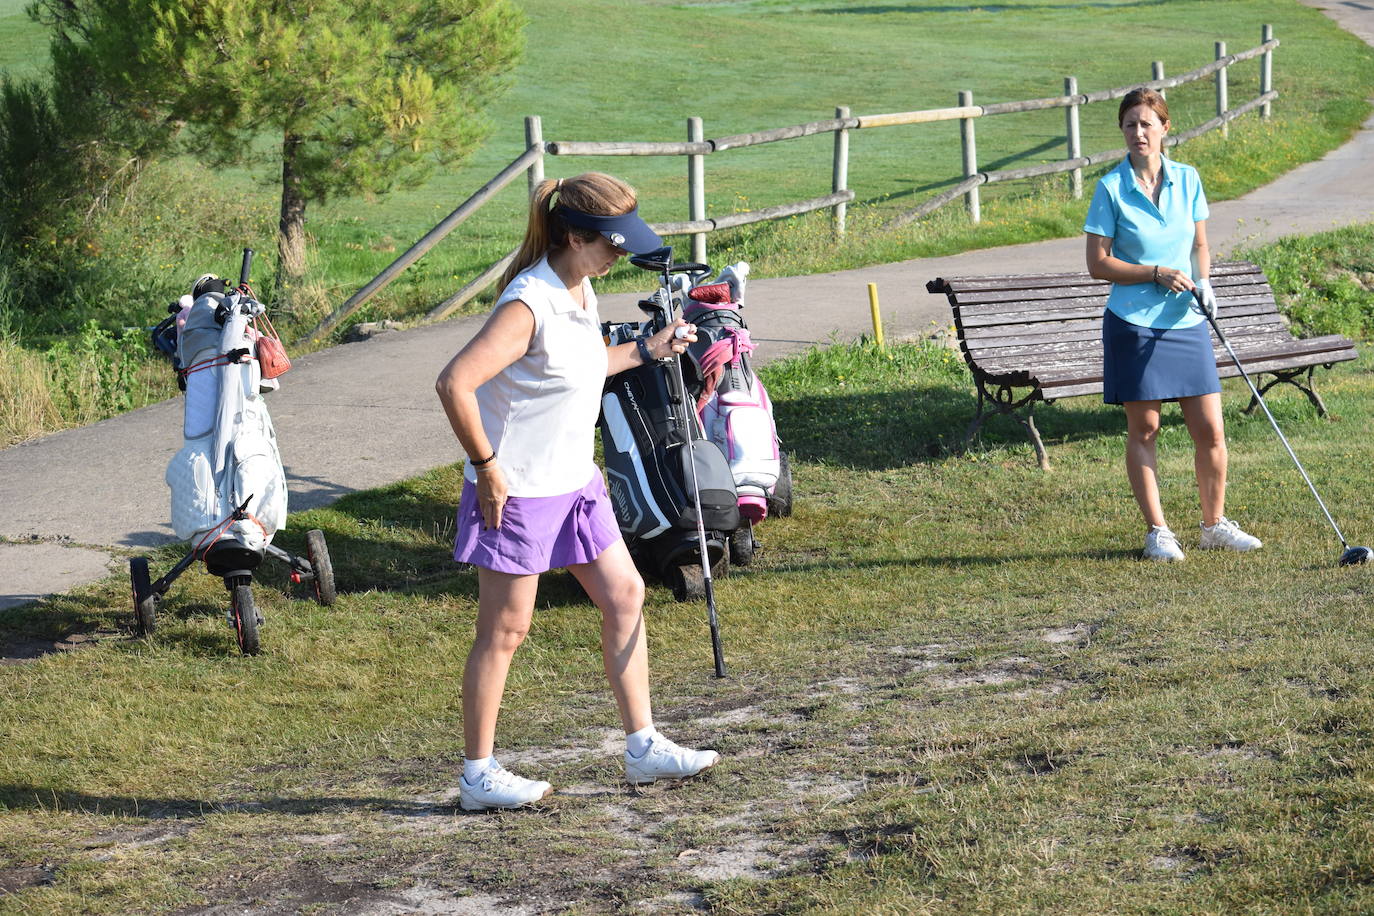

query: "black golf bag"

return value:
[600, 288, 740, 600]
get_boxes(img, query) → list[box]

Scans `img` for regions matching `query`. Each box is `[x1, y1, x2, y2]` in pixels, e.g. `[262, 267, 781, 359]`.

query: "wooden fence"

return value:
[306, 26, 1278, 344]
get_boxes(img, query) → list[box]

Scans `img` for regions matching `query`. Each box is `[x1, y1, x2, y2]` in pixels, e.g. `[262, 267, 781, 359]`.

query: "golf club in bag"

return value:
[599, 246, 739, 676]
[133, 248, 337, 655]
[1193, 287, 1371, 567]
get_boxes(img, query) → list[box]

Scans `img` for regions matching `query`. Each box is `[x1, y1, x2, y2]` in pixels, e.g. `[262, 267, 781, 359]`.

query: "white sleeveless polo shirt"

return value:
[462, 256, 609, 497]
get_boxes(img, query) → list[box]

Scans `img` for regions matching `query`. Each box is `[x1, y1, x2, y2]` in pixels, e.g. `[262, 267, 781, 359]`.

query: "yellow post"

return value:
[867, 282, 886, 352]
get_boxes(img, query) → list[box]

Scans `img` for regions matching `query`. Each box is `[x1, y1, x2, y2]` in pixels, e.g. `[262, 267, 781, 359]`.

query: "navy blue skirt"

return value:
[1102, 309, 1221, 405]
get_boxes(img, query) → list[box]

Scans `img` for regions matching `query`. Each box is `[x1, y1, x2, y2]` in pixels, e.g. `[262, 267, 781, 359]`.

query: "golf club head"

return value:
[1339, 545, 1373, 567]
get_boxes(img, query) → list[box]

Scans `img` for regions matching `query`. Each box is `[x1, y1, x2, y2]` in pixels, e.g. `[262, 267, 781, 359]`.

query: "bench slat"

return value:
[928, 261, 1263, 296]
[964, 322, 1312, 361]
[956, 292, 1275, 324]
[956, 296, 1283, 330]
[963, 318, 1291, 351]
[1020, 337, 1356, 385]
[961, 325, 1324, 368]
[950, 278, 1272, 308]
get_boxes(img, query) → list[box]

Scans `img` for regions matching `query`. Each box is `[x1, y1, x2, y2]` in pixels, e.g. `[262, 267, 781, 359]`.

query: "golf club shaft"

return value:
[1199, 294, 1349, 546]
[664, 268, 727, 678]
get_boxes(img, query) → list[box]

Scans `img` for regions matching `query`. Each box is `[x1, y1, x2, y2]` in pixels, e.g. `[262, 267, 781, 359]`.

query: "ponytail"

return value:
[501, 179, 560, 290]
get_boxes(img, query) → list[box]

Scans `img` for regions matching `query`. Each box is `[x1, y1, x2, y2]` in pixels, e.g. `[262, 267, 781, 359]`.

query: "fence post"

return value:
[832, 105, 850, 239]
[524, 116, 544, 198]
[1064, 77, 1082, 200]
[688, 116, 706, 264]
[959, 90, 980, 224]
[1260, 24, 1273, 119]
[1152, 61, 1166, 99]
[1216, 40, 1229, 137]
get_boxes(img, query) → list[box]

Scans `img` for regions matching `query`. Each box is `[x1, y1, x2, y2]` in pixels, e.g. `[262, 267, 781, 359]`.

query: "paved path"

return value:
[2, 0, 1372, 609]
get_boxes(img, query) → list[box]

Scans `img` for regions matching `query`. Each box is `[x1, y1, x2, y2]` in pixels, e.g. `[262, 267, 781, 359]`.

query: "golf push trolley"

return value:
[130, 249, 336, 655]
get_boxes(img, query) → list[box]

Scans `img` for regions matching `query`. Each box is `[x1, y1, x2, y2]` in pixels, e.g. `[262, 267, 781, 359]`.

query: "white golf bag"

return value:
[164, 287, 287, 565]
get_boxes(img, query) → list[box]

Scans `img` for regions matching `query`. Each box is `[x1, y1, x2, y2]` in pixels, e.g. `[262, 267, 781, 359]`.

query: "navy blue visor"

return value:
[557, 205, 662, 255]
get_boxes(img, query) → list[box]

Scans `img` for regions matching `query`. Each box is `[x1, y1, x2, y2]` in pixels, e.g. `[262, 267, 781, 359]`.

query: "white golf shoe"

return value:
[1143, 526, 1185, 562]
[1200, 517, 1262, 552]
[459, 762, 553, 811]
[625, 734, 720, 785]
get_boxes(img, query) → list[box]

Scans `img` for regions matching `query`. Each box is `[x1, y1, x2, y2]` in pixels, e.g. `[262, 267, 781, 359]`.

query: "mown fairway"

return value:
[4, 328, 1374, 912]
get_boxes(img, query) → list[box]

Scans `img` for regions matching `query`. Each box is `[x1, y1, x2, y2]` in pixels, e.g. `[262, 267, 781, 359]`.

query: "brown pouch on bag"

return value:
[254, 315, 292, 379]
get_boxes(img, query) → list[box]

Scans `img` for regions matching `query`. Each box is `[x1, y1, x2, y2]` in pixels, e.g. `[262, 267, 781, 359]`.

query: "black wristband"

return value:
[470, 451, 497, 467]
[635, 336, 654, 364]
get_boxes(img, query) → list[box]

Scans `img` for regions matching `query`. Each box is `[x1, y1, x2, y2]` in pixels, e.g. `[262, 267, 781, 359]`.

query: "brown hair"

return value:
[500, 172, 638, 290]
[1118, 87, 1170, 127]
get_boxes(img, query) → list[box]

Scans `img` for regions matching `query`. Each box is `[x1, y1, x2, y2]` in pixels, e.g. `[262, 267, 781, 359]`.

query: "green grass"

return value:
[0, 0, 45, 80]
[5, 237, 1374, 909]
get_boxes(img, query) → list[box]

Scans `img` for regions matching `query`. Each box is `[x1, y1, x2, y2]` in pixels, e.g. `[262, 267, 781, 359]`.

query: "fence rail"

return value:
[310, 26, 1279, 343]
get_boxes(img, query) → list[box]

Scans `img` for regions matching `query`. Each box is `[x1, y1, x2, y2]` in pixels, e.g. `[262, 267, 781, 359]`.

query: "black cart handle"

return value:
[238, 248, 254, 287]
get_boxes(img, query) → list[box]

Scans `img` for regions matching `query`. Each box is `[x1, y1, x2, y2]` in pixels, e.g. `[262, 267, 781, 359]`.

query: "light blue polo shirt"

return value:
[1084, 154, 1209, 329]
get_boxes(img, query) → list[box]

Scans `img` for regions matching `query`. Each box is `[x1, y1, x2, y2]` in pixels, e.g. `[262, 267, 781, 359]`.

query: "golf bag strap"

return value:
[193, 507, 271, 559]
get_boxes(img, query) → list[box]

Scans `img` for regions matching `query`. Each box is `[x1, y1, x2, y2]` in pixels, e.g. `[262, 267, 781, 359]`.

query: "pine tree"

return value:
[29, 0, 525, 294]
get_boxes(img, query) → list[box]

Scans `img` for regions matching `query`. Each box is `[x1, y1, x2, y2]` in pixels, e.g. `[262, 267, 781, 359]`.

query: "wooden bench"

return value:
[925, 260, 1358, 469]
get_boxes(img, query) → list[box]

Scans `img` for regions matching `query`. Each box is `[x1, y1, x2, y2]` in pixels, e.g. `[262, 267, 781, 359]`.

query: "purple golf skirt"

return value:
[453, 471, 622, 575]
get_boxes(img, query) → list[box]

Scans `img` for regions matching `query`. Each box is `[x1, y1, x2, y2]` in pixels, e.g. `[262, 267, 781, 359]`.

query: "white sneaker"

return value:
[458, 762, 553, 811]
[1200, 517, 1262, 552]
[625, 734, 720, 785]
[1143, 526, 1185, 562]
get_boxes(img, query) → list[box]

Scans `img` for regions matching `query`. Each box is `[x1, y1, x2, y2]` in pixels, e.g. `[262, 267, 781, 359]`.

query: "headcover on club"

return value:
[1339, 545, 1372, 566]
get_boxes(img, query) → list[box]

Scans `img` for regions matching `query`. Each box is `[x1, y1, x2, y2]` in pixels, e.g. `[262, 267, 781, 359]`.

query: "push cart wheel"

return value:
[729, 523, 756, 567]
[768, 451, 794, 519]
[668, 563, 705, 602]
[129, 557, 159, 636]
[230, 584, 261, 656]
[305, 529, 336, 606]
[667, 550, 728, 602]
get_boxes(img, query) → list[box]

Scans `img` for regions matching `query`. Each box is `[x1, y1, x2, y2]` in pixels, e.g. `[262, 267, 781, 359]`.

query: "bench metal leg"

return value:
[1242, 366, 1329, 418]
[961, 385, 990, 450]
[1019, 404, 1051, 472]
[961, 378, 1051, 469]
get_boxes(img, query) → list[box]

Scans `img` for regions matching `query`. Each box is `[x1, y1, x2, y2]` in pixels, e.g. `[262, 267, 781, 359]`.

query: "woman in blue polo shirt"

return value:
[1084, 87, 1261, 562]
[436, 172, 720, 811]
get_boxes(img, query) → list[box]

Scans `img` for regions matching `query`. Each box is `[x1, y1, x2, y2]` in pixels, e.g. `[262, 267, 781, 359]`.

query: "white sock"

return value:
[626, 725, 657, 758]
[463, 755, 494, 784]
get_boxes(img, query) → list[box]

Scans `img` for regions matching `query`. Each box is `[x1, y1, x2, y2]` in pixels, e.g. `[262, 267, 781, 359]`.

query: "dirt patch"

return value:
[82, 821, 197, 861]
[350, 884, 537, 915]
[929, 656, 1041, 690]
[0, 864, 55, 894]
[677, 836, 776, 881]
[1042, 623, 1097, 647]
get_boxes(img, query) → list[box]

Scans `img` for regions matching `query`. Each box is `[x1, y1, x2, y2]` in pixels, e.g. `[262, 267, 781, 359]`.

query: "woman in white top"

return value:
[436, 172, 720, 811]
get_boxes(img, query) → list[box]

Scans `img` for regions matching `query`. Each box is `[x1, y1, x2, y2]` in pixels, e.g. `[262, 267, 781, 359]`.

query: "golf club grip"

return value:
[239, 248, 254, 287]
[705, 577, 726, 677]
